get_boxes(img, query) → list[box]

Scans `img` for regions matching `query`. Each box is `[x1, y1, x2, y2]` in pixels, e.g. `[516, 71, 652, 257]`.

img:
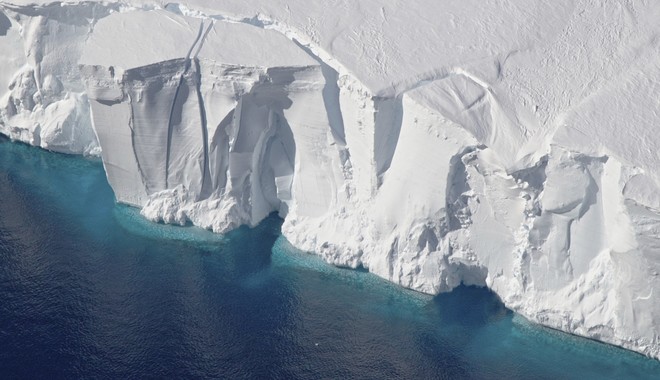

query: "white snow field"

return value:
[0, 0, 659, 359]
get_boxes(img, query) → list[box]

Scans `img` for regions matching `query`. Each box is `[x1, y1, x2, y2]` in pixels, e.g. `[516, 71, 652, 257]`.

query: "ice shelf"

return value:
[0, 0, 659, 359]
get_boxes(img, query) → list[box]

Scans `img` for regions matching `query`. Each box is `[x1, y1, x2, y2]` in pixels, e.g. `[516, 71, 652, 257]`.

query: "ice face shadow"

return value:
[430, 285, 511, 328]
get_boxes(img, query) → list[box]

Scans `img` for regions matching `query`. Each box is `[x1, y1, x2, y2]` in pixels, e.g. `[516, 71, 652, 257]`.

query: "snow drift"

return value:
[0, 0, 659, 359]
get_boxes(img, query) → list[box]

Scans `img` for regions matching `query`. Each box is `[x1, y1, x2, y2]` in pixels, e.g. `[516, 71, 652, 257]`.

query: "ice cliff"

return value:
[0, 0, 659, 359]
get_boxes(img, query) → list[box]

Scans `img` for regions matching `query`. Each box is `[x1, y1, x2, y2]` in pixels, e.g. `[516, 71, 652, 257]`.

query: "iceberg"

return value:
[0, 0, 659, 359]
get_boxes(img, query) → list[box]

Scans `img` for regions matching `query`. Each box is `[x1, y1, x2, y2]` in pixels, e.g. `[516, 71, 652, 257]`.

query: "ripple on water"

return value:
[0, 136, 659, 379]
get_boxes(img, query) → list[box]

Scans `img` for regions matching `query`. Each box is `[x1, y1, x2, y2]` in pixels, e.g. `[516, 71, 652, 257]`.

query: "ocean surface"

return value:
[0, 136, 658, 379]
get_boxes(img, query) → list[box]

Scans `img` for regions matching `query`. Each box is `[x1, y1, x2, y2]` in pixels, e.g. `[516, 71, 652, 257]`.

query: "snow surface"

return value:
[1, 0, 659, 359]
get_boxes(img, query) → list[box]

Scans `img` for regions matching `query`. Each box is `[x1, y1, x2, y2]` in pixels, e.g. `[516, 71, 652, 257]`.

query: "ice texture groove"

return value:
[0, 0, 659, 360]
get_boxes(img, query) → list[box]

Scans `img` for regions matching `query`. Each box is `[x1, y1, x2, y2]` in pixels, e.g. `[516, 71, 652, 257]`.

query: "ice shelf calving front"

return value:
[80, 10, 341, 234]
[0, 0, 658, 360]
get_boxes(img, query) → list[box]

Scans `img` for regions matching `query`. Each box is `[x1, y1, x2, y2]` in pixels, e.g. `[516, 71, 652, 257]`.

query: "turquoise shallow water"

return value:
[0, 136, 659, 379]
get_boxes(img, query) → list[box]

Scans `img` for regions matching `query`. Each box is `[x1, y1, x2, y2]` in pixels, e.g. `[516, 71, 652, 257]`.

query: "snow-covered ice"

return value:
[0, 0, 659, 359]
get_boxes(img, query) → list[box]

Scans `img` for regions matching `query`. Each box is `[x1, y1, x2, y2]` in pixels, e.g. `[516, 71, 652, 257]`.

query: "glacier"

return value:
[0, 0, 659, 359]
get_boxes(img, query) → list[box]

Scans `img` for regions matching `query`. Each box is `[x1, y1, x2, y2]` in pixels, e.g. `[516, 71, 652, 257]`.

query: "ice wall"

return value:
[0, 2, 112, 154]
[80, 10, 336, 231]
[0, 0, 659, 360]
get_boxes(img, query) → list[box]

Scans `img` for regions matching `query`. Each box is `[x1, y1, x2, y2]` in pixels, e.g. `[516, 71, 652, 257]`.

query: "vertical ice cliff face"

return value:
[0, 2, 111, 154]
[79, 10, 340, 232]
[520, 153, 659, 356]
[0, 0, 659, 360]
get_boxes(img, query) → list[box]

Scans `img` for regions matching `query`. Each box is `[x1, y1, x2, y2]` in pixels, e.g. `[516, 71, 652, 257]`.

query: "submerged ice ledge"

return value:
[0, 0, 659, 360]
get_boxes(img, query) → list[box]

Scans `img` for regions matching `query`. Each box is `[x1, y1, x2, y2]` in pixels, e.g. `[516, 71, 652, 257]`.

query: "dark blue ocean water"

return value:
[0, 136, 658, 379]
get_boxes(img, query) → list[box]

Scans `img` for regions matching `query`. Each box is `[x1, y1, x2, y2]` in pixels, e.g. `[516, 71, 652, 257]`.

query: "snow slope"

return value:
[0, 0, 659, 359]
